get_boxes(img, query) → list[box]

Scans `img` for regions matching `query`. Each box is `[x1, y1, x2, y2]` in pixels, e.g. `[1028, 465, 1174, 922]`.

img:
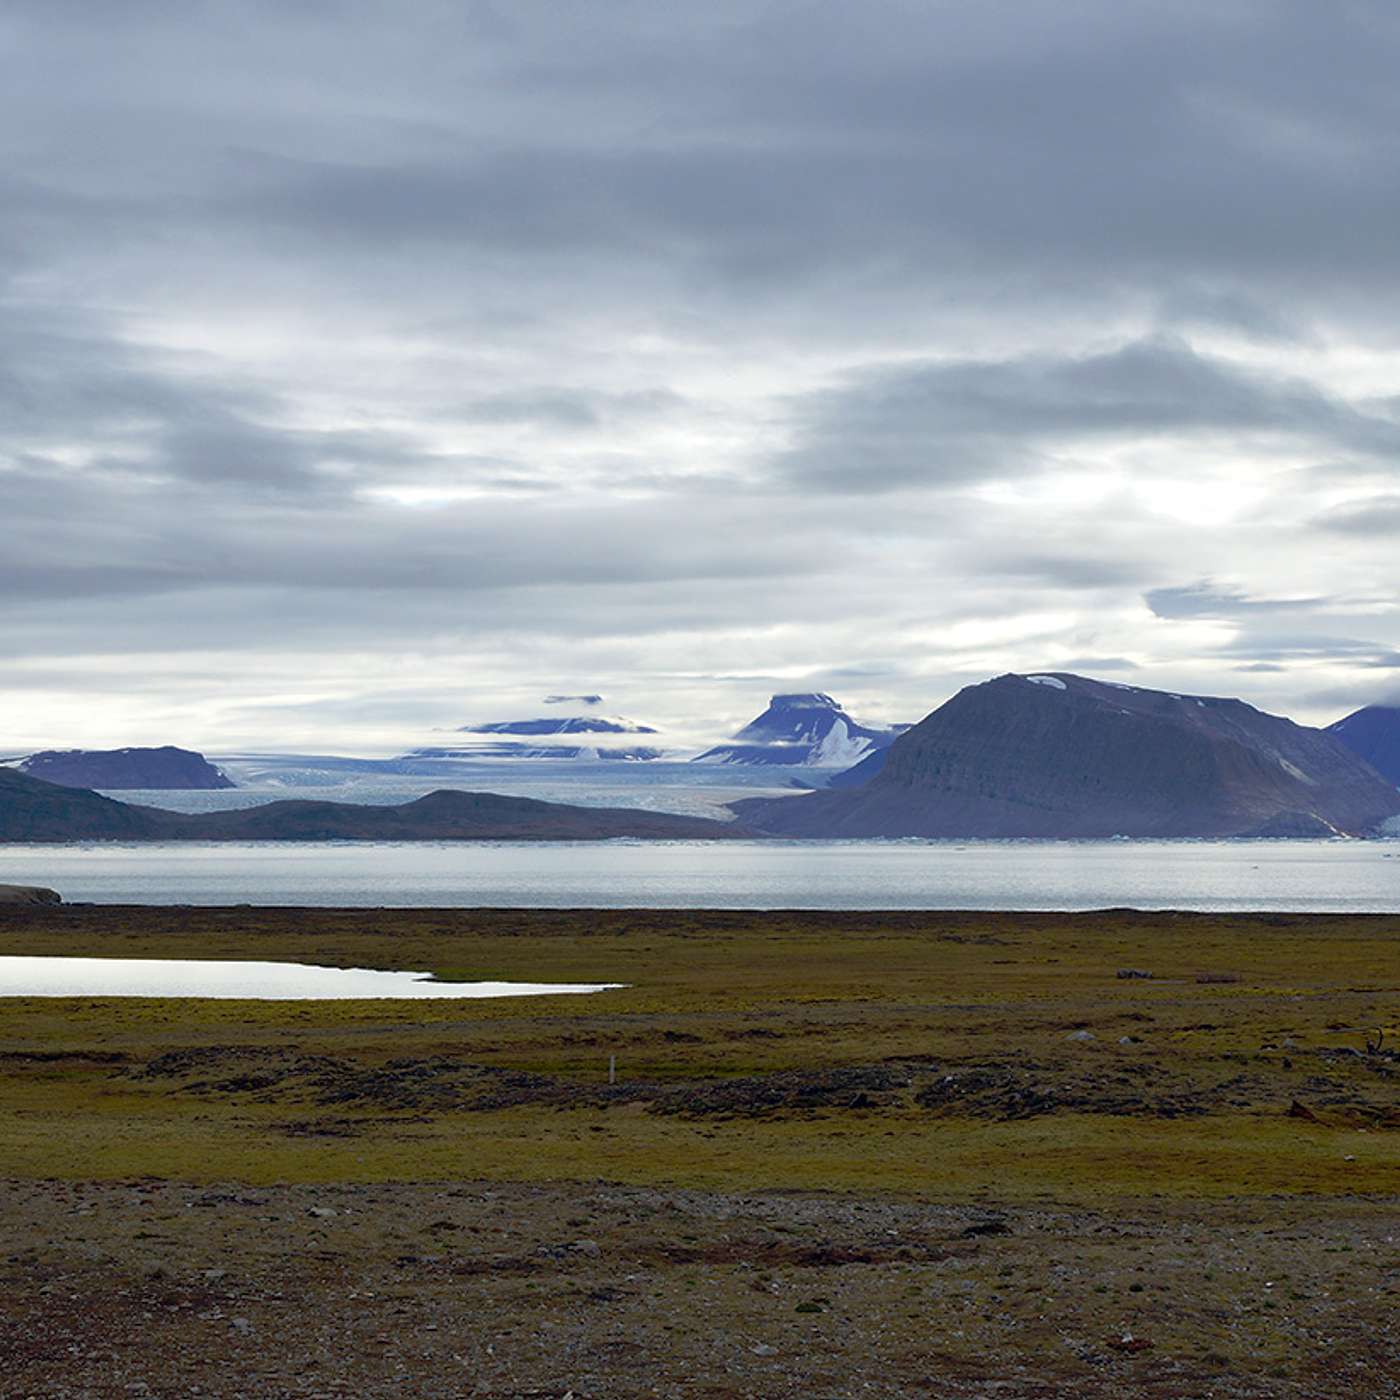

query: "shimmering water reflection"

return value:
[0, 838, 1398, 911]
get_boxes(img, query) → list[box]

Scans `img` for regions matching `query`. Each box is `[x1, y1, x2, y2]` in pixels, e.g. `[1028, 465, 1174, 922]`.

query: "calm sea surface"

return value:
[1, 839, 1398, 911]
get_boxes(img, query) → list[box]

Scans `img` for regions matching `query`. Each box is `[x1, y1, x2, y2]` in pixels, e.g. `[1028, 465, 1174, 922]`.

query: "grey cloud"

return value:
[1057, 656, 1140, 673]
[0, 463, 835, 606]
[778, 338, 1400, 493]
[1145, 582, 1325, 621]
[0, 304, 410, 494]
[6, 1, 1400, 331]
[456, 388, 688, 430]
[1314, 496, 1400, 536]
[1217, 633, 1400, 668]
[7, 2, 1400, 744]
[980, 553, 1148, 590]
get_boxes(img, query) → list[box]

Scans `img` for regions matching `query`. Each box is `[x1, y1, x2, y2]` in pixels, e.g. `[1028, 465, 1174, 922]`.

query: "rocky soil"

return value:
[3, 1180, 1398, 1399]
[128, 1042, 1400, 1129]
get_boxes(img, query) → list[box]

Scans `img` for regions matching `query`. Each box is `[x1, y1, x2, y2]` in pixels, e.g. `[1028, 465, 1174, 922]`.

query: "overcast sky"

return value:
[4, 0, 1400, 754]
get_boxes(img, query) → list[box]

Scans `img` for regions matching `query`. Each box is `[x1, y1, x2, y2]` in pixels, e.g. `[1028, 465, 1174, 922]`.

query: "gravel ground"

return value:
[3, 1179, 1398, 1398]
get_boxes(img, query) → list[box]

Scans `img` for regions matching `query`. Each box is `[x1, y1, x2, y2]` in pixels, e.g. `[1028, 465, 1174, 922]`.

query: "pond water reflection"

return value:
[0, 956, 623, 1000]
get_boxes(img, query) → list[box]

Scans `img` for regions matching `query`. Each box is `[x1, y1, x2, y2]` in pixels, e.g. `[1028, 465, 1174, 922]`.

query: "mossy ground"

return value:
[0, 906, 1395, 1200]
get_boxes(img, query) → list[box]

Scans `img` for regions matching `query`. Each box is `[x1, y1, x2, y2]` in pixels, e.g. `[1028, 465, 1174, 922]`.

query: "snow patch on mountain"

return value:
[693, 693, 902, 767]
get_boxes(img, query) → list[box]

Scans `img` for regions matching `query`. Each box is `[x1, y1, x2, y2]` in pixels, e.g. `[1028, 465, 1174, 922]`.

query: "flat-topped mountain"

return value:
[694, 693, 903, 767]
[736, 673, 1400, 838]
[16, 746, 234, 790]
[0, 767, 742, 843]
[1328, 706, 1400, 786]
[405, 698, 665, 760]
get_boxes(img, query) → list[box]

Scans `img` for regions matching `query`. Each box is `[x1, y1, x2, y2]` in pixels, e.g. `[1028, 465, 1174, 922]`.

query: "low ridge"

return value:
[0, 767, 742, 843]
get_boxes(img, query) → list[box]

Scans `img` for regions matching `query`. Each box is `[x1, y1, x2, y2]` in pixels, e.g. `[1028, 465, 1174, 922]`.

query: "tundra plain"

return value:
[0, 905, 1396, 1397]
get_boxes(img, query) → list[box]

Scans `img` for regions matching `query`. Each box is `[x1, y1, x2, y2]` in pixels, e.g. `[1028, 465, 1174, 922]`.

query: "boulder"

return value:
[0, 884, 62, 905]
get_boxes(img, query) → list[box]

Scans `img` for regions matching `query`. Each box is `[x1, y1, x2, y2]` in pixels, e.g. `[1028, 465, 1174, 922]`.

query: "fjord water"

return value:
[1, 838, 1398, 911]
[0, 956, 622, 1000]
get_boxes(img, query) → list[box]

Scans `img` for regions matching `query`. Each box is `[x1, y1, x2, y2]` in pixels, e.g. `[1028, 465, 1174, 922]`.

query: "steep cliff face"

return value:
[1328, 706, 1400, 787]
[17, 746, 234, 790]
[736, 673, 1400, 838]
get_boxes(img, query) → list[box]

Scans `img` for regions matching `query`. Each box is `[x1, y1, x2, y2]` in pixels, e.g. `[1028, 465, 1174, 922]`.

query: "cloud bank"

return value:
[4, 1, 1400, 750]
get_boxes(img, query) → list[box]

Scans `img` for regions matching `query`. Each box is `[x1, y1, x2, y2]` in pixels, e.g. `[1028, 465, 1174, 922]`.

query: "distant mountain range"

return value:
[735, 673, 1400, 838]
[693, 693, 905, 767]
[1328, 705, 1400, 786]
[11, 746, 234, 790]
[9, 674, 1400, 844]
[0, 767, 741, 843]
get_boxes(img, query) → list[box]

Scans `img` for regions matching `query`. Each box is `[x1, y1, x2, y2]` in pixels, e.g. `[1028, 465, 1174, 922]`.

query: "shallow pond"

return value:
[0, 956, 624, 1000]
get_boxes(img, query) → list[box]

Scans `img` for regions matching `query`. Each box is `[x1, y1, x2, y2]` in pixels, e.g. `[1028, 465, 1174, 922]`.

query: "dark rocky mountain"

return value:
[0, 767, 742, 843]
[1327, 706, 1400, 787]
[736, 672, 1400, 838]
[17, 746, 234, 790]
[694, 693, 903, 767]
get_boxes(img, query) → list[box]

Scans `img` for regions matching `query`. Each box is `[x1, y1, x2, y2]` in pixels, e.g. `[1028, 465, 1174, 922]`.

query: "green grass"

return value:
[1, 906, 1396, 1198]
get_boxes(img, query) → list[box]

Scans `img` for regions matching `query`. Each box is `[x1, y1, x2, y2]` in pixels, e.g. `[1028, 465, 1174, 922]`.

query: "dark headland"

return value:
[15, 745, 235, 790]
